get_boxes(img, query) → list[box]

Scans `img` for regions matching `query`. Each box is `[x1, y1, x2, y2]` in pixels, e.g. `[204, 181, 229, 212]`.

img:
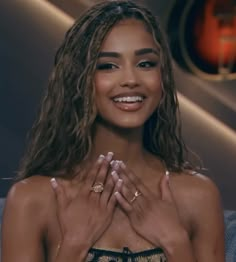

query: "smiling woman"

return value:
[1, 1, 225, 262]
[94, 19, 162, 128]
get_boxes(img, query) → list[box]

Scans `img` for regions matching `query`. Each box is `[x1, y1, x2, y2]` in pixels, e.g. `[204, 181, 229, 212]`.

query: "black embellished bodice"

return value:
[86, 247, 167, 261]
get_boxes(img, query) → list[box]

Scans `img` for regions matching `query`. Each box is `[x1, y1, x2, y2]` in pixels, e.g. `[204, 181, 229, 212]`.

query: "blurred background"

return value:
[0, 0, 235, 209]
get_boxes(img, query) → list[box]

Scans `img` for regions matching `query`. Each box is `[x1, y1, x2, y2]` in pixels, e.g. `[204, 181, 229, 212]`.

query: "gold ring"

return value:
[130, 190, 142, 203]
[91, 182, 104, 193]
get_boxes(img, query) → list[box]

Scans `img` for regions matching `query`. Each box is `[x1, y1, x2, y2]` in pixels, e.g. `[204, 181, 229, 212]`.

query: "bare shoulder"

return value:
[170, 171, 224, 235]
[170, 171, 222, 210]
[6, 175, 54, 205]
[1, 176, 59, 262]
[4, 175, 56, 225]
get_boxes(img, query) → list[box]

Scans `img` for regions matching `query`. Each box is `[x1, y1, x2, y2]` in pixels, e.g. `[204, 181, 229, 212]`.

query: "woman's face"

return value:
[94, 18, 162, 129]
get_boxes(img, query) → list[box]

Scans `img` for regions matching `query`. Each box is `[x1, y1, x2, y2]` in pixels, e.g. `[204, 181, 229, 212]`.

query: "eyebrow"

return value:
[98, 48, 160, 58]
[135, 48, 160, 56]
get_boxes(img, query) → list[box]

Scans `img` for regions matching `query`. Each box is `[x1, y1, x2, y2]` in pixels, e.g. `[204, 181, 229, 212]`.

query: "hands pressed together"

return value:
[50, 152, 188, 253]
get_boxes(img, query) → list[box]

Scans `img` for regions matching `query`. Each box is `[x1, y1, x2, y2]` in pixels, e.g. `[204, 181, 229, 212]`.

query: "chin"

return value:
[102, 116, 147, 130]
[96, 111, 152, 130]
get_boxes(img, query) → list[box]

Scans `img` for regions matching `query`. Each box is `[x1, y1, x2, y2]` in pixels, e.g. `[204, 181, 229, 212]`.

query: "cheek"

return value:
[94, 74, 115, 94]
[146, 77, 162, 96]
[143, 69, 162, 91]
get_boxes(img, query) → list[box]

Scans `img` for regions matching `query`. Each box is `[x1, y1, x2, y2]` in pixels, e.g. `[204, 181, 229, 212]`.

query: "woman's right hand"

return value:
[50, 152, 122, 250]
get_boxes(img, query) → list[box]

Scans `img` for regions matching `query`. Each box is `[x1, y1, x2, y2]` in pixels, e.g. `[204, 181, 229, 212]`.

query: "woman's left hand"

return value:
[111, 162, 188, 249]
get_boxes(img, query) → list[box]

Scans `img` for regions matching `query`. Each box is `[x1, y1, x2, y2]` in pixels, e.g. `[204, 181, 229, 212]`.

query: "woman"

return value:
[1, 1, 225, 261]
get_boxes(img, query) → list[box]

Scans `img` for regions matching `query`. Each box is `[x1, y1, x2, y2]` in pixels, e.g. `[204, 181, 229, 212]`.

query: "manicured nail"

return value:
[111, 170, 117, 176]
[111, 170, 119, 180]
[120, 161, 126, 169]
[106, 152, 114, 162]
[97, 154, 105, 164]
[113, 161, 120, 170]
[50, 178, 58, 189]
[165, 170, 170, 182]
[117, 179, 123, 186]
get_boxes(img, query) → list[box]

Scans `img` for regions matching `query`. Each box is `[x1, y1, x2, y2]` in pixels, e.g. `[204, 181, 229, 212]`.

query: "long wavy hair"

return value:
[18, 0, 195, 180]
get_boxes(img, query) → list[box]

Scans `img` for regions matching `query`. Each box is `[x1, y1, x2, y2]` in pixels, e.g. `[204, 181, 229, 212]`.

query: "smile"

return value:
[111, 95, 146, 112]
[112, 96, 144, 103]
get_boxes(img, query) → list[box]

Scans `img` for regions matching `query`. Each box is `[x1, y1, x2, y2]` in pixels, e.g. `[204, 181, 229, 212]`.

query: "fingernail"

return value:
[165, 170, 170, 182]
[113, 161, 120, 170]
[50, 178, 58, 189]
[111, 170, 119, 180]
[111, 170, 117, 176]
[117, 179, 123, 186]
[106, 152, 114, 162]
[97, 154, 105, 164]
[120, 161, 126, 169]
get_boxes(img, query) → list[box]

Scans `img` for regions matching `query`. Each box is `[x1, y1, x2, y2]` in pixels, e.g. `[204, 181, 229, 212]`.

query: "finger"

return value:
[114, 191, 133, 213]
[160, 171, 174, 203]
[94, 152, 114, 186]
[84, 154, 105, 186]
[119, 182, 140, 204]
[119, 162, 148, 196]
[107, 179, 123, 211]
[112, 163, 138, 193]
[100, 174, 115, 204]
[118, 172, 136, 191]
[50, 178, 68, 211]
[110, 170, 120, 184]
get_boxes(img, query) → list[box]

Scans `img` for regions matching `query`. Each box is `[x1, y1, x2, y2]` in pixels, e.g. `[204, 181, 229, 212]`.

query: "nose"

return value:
[120, 66, 139, 88]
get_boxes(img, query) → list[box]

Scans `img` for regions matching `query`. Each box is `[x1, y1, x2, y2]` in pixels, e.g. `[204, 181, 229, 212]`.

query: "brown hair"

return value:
[18, 0, 194, 179]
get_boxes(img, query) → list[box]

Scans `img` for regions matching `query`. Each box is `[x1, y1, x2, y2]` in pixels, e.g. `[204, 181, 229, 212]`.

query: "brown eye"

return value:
[138, 61, 158, 68]
[96, 63, 118, 70]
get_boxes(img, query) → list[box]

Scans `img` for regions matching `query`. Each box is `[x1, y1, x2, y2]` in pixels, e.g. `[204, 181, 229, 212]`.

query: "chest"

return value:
[45, 190, 191, 262]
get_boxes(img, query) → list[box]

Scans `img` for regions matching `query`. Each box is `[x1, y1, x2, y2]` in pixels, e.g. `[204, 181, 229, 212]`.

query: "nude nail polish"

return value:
[111, 170, 119, 180]
[97, 154, 105, 163]
[50, 178, 58, 188]
[106, 152, 114, 162]
[120, 161, 126, 169]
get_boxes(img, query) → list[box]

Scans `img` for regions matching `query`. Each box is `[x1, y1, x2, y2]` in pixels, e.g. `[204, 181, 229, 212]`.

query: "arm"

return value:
[189, 176, 225, 262]
[1, 179, 89, 262]
[160, 175, 225, 262]
[1, 181, 46, 262]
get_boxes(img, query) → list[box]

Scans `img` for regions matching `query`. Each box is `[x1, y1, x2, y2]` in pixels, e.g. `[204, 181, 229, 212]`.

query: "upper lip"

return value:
[111, 92, 146, 99]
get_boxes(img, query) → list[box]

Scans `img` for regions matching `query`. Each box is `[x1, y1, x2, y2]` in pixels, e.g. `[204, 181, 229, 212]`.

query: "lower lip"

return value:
[112, 101, 144, 112]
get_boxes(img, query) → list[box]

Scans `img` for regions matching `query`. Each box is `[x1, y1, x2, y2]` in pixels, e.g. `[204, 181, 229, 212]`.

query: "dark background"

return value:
[0, 0, 235, 209]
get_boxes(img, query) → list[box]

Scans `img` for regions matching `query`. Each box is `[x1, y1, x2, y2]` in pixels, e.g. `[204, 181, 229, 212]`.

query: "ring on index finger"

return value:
[91, 182, 104, 193]
[130, 190, 142, 203]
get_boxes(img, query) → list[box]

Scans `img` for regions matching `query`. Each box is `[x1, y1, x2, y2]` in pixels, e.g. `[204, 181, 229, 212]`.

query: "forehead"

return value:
[99, 19, 159, 52]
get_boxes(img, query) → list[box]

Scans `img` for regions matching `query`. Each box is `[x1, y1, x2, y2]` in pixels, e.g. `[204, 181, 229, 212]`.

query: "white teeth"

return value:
[113, 96, 144, 103]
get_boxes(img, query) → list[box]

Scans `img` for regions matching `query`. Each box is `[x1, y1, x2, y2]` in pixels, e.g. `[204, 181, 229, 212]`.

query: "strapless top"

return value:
[86, 247, 167, 261]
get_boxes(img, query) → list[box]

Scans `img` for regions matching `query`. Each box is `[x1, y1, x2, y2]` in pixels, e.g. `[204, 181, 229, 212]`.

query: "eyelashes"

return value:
[96, 60, 159, 71]
[96, 63, 117, 70]
[138, 61, 158, 68]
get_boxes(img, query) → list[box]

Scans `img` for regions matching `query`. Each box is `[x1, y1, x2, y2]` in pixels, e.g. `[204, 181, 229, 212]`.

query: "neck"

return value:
[90, 121, 147, 166]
